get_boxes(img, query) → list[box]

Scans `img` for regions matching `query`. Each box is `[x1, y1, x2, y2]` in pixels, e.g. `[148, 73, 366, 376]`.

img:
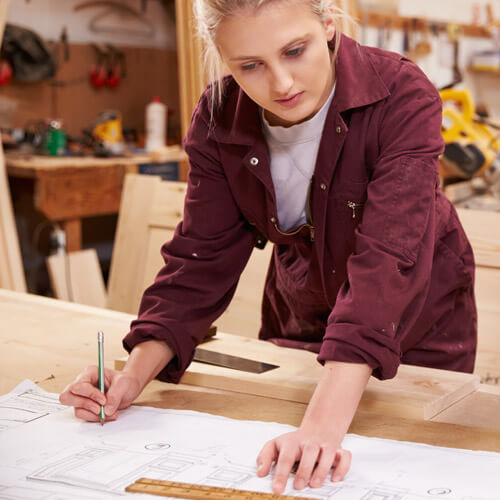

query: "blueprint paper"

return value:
[0, 382, 499, 499]
[0, 380, 65, 433]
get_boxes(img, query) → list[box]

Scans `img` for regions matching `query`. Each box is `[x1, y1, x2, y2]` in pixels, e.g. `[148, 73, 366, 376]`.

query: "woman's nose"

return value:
[269, 65, 293, 96]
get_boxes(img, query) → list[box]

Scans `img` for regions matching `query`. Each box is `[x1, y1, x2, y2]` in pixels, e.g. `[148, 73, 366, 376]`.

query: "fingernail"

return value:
[105, 406, 114, 416]
[273, 482, 283, 494]
[295, 479, 305, 489]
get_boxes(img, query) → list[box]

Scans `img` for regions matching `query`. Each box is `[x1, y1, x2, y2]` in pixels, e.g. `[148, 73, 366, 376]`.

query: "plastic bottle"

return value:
[145, 96, 167, 152]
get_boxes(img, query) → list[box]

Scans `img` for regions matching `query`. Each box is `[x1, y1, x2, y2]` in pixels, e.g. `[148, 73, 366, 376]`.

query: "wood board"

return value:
[431, 383, 500, 431]
[46, 249, 107, 308]
[0, 0, 26, 293]
[2, 289, 499, 452]
[0, 144, 26, 292]
[115, 331, 480, 420]
[0, 289, 134, 394]
[4, 148, 186, 176]
[456, 208, 500, 269]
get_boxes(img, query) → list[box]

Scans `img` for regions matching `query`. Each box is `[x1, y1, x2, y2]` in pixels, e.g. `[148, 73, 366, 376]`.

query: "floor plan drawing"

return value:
[0, 381, 64, 433]
[0, 382, 498, 500]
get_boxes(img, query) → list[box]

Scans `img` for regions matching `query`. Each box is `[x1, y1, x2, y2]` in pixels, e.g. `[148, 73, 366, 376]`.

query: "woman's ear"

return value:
[324, 11, 336, 41]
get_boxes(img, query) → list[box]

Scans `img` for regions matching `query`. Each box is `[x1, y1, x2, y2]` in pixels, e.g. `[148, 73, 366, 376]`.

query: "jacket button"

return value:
[332, 269, 336, 274]
[270, 216, 276, 223]
[336, 126, 342, 134]
[250, 157, 259, 166]
[320, 183, 327, 190]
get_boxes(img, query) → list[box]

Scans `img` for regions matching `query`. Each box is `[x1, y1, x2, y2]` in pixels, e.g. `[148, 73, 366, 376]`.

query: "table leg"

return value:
[62, 219, 82, 252]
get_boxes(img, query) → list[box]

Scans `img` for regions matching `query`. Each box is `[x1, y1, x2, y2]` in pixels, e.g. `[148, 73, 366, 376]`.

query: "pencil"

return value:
[97, 330, 105, 425]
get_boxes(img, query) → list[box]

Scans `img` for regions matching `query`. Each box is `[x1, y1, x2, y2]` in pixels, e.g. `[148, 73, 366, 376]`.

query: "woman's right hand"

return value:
[59, 366, 142, 422]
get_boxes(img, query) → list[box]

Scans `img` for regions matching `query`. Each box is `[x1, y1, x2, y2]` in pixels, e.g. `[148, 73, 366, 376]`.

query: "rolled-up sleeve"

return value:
[123, 92, 255, 383]
[318, 63, 445, 379]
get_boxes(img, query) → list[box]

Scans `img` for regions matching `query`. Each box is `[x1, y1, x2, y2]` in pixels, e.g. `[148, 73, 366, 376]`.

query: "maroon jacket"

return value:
[124, 35, 476, 382]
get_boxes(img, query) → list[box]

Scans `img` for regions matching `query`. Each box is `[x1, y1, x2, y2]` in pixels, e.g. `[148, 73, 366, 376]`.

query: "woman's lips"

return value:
[275, 91, 304, 107]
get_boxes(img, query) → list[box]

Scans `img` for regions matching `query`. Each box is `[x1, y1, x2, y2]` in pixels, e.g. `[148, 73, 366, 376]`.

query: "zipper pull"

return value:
[347, 201, 357, 219]
[309, 226, 315, 242]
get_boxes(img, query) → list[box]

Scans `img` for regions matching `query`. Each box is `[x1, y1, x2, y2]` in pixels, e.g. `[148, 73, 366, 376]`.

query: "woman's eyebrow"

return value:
[229, 35, 309, 61]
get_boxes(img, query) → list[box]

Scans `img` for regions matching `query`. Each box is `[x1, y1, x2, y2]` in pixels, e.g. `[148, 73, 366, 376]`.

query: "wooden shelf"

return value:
[358, 9, 494, 38]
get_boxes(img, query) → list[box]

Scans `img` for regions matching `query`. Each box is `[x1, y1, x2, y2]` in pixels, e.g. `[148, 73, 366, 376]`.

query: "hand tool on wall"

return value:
[74, 1, 155, 39]
[105, 44, 126, 89]
[89, 43, 107, 88]
[440, 24, 463, 90]
[0, 58, 12, 85]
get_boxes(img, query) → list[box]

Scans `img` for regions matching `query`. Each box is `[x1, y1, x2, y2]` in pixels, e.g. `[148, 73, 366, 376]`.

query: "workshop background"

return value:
[0, 0, 499, 315]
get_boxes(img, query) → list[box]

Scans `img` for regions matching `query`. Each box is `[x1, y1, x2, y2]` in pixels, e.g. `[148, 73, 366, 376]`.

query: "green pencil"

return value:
[97, 330, 105, 425]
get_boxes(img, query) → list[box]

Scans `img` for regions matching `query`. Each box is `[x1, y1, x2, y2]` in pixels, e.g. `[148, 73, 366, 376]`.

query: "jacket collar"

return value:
[209, 34, 390, 145]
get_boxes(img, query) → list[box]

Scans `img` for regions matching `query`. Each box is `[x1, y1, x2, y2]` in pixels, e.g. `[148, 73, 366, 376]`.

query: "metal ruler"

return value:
[125, 478, 316, 499]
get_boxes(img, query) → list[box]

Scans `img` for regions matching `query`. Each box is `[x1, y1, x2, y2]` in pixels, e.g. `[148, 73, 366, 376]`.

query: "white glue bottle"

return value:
[145, 96, 167, 152]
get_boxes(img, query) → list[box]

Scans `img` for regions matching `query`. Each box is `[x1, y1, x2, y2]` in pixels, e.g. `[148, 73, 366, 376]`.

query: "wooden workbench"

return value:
[5, 148, 186, 252]
[1, 289, 499, 453]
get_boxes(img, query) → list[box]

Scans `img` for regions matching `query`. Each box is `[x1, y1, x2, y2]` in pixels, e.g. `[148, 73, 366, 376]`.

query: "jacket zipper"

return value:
[347, 201, 364, 219]
[272, 180, 315, 242]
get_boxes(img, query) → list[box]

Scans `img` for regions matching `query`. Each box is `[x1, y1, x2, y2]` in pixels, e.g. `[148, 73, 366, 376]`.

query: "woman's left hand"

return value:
[256, 425, 351, 494]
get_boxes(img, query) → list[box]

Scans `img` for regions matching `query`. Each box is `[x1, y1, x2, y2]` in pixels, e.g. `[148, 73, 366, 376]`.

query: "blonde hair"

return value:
[193, 0, 351, 109]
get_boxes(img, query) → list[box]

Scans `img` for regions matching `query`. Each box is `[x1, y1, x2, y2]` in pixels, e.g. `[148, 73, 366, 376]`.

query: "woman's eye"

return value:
[241, 62, 258, 71]
[286, 47, 304, 57]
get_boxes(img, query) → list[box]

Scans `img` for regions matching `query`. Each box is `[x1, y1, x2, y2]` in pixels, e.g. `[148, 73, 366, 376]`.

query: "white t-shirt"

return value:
[261, 85, 335, 232]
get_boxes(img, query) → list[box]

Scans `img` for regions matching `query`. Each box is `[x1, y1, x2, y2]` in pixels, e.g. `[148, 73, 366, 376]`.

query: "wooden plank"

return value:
[476, 304, 500, 385]
[175, 0, 207, 162]
[456, 208, 500, 268]
[2, 288, 498, 444]
[336, 0, 359, 39]
[431, 384, 500, 431]
[116, 331, 479, 420]
[0, 139, 26, 293]
[0, 0, 9, 41]
[107, 174, 160, 313]
[5, 149, 186, 174]
[0, 289, 134, 394]
[358, 9, 494, 39]
[46, 249, 107, 308]
[0, 0, 25, 292]
[475, 266, 500, 309]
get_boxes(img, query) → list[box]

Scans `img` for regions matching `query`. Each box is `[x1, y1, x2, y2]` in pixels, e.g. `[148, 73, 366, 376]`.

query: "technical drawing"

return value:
[1, 383, 498, 500]
[0, 389, 64, 432]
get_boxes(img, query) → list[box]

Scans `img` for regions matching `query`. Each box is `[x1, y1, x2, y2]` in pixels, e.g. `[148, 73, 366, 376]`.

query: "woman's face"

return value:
[216, 0, 336, 127]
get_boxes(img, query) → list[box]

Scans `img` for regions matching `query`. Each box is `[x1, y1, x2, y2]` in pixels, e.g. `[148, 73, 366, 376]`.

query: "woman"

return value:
[60, 0, 477, 494]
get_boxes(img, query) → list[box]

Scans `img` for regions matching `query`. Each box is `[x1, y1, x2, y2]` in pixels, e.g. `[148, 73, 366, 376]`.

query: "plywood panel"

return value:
[476, 305, 500, 385]
[2, 288, 499, 449]
[107, 174, 160, 313]
[0, 0, 26, 292]
[46, 249, 107, 308]
[431, 384, 500, 430]
[0, 143, 26, 291]
[457, 208, 500, 268]
[116, 331, 479, 420]
[475, 266, 500, 309]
